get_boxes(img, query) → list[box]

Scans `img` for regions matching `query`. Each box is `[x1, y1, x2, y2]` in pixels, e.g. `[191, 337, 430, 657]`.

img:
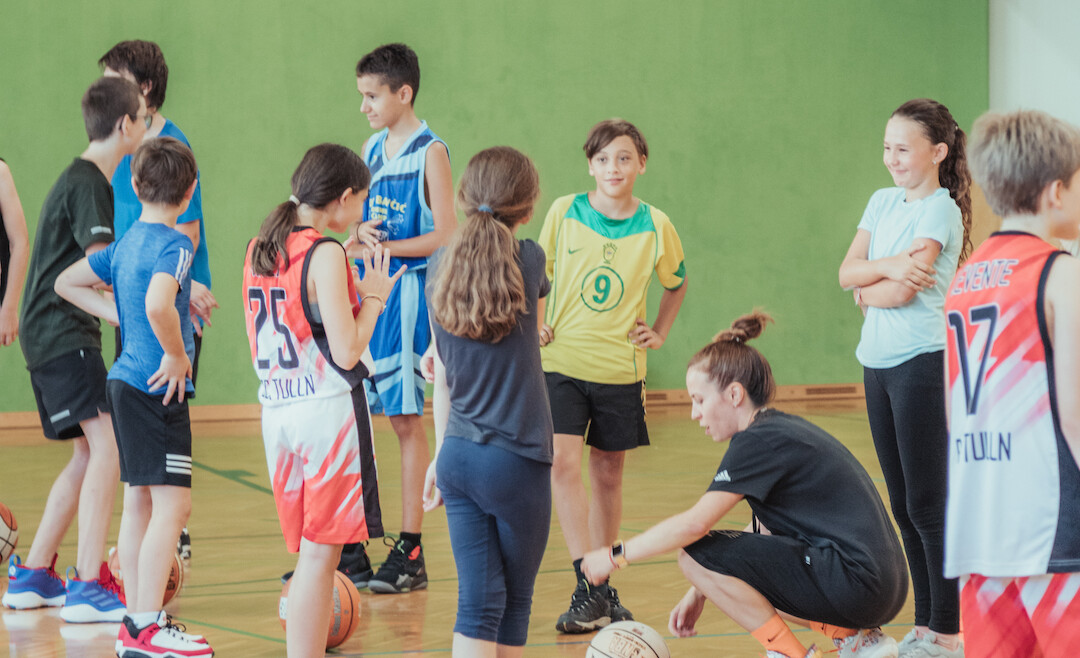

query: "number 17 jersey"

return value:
[944, 231, 1080, 578]
[244, 227, 368, 406]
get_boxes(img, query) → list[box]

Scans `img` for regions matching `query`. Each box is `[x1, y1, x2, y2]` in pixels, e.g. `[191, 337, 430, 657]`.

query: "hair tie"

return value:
[289, 194, 300, 205]
[477, 204, 493, 213]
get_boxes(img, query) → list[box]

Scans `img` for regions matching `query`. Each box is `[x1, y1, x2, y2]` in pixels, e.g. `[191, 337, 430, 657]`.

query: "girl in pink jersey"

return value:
[244, 144, 403, 657]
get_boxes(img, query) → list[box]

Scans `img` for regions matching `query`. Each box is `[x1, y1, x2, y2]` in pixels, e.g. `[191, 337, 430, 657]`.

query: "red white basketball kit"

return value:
[244, 227, 382, 552]
[944, 231, 1080, 655]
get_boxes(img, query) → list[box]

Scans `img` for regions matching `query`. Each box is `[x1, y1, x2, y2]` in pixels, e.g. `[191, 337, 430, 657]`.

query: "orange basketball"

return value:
[163, 552, 184, 605]
[279, 570, 361, 648]
[0, 502, 18, 563]
[106, 546, 183, 606]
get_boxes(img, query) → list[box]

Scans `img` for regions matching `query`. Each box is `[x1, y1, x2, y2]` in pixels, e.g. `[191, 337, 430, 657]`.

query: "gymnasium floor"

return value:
[1, 399, 920, 657]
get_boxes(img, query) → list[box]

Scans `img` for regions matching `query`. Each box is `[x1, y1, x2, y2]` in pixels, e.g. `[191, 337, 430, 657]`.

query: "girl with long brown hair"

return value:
[838, 99, 971, 656]
[243, 143, 403, 657]
[421, 146, 551, 658]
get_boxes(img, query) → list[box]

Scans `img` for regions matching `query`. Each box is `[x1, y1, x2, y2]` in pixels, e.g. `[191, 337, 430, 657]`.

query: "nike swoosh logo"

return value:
[568, 247, 584, 255]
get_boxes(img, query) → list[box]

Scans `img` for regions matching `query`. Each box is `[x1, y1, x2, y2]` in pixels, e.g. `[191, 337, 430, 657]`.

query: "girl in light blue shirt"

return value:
[838, 98, 972, 658]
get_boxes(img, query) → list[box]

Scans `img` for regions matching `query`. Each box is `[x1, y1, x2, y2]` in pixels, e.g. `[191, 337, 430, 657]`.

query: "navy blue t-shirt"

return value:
[89, 221, 195, 395]
[427, 239, 553, 463]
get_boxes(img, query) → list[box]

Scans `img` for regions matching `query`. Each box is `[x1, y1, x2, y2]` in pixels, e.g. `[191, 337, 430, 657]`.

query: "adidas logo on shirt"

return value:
[714, 470, 731, 483]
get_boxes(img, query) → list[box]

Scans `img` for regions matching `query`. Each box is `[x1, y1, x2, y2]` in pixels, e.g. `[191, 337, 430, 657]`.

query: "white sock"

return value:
[130, 611, 160, 628]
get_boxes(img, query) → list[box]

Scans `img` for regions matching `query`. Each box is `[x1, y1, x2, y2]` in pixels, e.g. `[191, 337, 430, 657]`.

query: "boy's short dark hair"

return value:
[584, 119, 649, 160]
[356, 43, 421, 105]
[132, 137, 197, 206]
[82, 77, 142, 142]
[99, 40, 169, 111]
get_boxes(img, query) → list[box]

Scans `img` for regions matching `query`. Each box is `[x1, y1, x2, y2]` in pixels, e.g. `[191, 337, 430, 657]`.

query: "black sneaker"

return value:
[555, 577, 611, 633]
[176, 528, 191, 559]
[368, 537, 427, 593]
[338, 542, 374, 589]
[280, 542, 374, 586]
[605, 583, 633, 622]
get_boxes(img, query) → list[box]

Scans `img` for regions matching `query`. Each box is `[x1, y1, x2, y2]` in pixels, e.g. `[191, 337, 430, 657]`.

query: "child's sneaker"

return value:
[338, 541, 374, 588]
[555, 576, 611, 633]
[61, 563, 126, 623]
[897, 630, 964, 657]
[766, 646, 823, 658]
[604, 583, 634, 622]
[835, 628, 899, 658]
[368, 537, 427, 593]
[177, 528, 191, 560]
[116, 611, 213, 657]
[2, 554, 66, 609]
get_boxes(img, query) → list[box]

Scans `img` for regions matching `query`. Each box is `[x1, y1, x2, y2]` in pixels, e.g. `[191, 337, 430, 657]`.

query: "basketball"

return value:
[106, 546, 184, 606]
[163, 552, 184, 605]
[586, 621, 671, 658]
[0, 502, 17, 563]
[279, 570, 361, 648]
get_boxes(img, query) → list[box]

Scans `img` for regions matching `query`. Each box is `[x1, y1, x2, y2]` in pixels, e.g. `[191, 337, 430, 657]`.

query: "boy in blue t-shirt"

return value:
[99, 41, 217, 372]
[55, 137, 212, 657]
[100, 39, 215, 560]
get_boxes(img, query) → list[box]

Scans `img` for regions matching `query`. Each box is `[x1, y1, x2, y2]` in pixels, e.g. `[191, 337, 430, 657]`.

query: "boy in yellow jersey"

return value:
[539, 119, 687, 633]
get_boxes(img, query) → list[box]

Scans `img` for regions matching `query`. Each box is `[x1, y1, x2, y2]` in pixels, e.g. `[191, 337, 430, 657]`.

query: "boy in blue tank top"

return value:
[348, 43, 455, 593]
[56, 137, 213, 656]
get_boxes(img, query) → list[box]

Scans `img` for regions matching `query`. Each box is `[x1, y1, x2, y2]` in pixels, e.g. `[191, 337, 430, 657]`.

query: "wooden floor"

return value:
[1, 400, 921, 657]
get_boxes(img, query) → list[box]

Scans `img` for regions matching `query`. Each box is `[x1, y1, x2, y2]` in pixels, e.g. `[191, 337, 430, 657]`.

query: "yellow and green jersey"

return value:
[538, 193, 685, 385]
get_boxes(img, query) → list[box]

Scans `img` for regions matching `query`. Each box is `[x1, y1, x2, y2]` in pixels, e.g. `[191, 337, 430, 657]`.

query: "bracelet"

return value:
[610, 540, 628, 569]
[361, 294, 385, 314]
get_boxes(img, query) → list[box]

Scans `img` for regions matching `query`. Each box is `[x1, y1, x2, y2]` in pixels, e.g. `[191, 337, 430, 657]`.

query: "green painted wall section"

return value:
[0, 2, 988, 412]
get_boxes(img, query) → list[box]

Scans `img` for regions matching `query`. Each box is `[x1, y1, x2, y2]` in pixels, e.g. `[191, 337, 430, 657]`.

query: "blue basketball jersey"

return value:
[360, 121, 446, 273]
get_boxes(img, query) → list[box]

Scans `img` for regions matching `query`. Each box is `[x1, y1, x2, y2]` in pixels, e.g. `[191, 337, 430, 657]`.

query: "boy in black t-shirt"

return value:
[3, 77, 147, 624]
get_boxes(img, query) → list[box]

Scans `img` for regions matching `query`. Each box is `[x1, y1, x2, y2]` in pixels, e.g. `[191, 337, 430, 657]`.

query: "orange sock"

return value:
[810, 621, 858, 642]
[751, 614, 806, 658]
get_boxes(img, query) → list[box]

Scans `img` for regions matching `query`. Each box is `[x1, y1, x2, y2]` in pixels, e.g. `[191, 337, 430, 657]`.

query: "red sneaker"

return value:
[116, 611, 213, 657]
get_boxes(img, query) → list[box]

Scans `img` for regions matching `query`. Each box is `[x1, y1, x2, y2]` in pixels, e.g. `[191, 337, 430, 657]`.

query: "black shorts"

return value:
[544, 372, 648, 451]
[683, 530, 906, 629]
[29, 349, 109, 440]
[106, 380, 193, 488]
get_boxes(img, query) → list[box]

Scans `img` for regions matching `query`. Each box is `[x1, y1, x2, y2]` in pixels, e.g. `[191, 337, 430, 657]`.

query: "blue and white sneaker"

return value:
[60, 563, 126, 623]
[2, 554, 66, 609]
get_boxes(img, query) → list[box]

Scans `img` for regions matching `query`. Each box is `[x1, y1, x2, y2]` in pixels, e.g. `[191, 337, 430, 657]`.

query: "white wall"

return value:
[990, 0, 1080, 125]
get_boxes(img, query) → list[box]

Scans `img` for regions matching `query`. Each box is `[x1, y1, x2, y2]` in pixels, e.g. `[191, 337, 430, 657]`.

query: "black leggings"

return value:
[863, 351, 959, 634]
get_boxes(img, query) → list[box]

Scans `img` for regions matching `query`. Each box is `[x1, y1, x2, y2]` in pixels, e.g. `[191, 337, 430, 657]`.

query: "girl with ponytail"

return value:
[581, 313, 907, 658]
[421, 146, 551, 657]
[243, 143, 404, 658]
[838, 99, 969, 656]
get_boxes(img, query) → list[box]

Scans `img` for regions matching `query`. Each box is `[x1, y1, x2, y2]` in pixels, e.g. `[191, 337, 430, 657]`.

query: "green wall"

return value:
[0, 1, 988, 412]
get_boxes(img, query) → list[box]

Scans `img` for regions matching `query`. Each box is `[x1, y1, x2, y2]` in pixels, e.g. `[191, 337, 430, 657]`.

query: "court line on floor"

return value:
[192, 459, 273, 494]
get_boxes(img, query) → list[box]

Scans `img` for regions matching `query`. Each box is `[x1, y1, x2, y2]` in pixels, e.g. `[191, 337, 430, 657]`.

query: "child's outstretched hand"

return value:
[357, 244, 406, 308]
[148, 352, 192, 405]
[628, 317, 665, 349]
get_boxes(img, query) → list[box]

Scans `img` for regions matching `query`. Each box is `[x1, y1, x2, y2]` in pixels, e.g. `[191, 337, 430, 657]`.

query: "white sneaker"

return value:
[897, 630, 964, 657]
[835, 628, 899, 658]
[766, 645, 824, 658]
